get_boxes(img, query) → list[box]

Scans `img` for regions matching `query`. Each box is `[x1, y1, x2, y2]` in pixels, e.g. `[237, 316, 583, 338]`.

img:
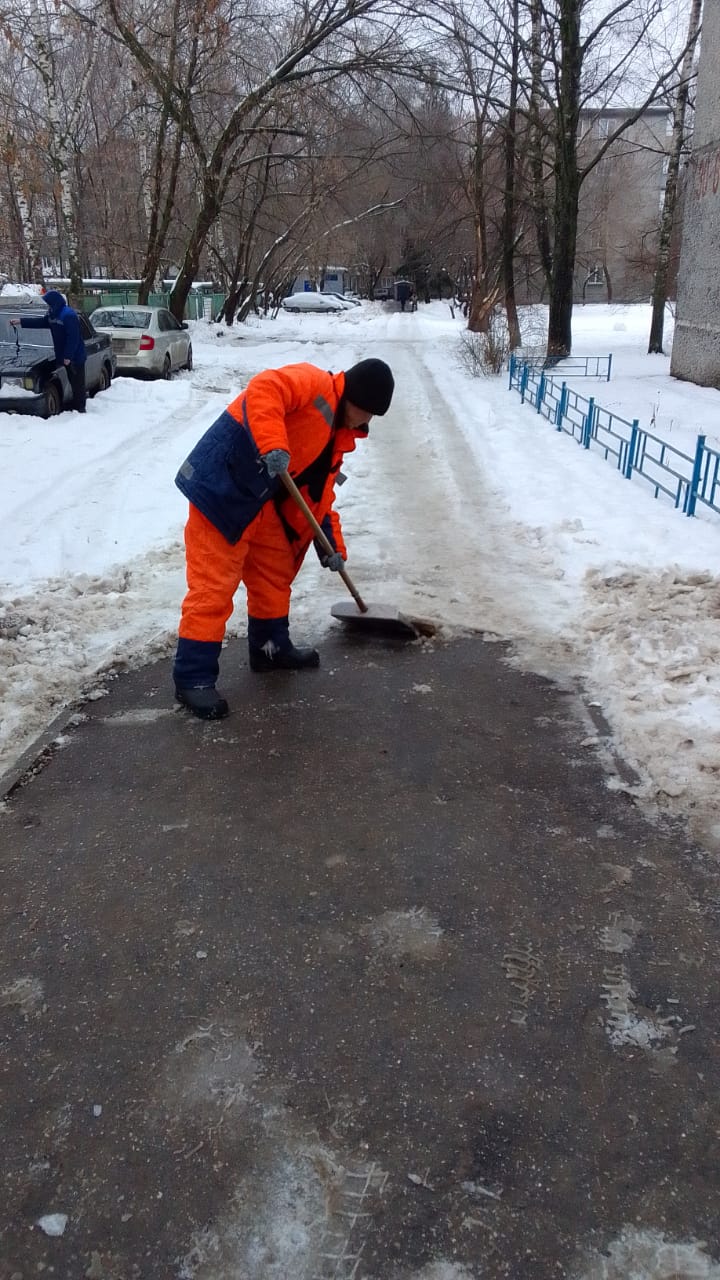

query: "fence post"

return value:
[536, 372, 546, 413]
[556, 383, 567, 430]
[583, 398, 595, 449]
[624, 420, 639, 478]
[607, 353, 613, 382]
[509, 352, 516, 388]
[520, 365, 529, 403]
[686, 435, 706, 516]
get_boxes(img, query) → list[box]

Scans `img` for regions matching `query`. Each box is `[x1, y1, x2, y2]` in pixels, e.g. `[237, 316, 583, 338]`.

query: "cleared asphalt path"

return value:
[2, 631, 720, 1279]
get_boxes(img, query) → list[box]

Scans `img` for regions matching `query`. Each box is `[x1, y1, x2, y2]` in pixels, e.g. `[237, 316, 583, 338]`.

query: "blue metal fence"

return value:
[508, 357, 720, 519]
[510, 352, 612, 380]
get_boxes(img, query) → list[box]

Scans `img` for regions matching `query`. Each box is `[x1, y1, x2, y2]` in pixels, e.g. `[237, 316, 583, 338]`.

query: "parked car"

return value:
[322, 291, 362, 308]
[89, 306, 192, 378]
[281, 292, 347, 314]
[0, 299, 115, 419]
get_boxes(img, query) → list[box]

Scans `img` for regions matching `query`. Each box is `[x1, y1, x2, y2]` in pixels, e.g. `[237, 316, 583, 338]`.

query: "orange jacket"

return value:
[176, 362, 361, 549]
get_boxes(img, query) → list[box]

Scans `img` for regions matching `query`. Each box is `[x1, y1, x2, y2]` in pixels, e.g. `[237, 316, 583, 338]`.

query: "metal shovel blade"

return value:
[330, 600, 421, 639]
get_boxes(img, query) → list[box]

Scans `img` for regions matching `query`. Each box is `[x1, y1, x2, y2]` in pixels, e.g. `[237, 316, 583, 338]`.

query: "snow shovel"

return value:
[278, 471, 434, 639]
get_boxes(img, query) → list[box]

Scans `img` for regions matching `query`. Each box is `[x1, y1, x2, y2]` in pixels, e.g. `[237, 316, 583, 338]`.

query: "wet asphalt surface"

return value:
[2, 631, 720, 1279]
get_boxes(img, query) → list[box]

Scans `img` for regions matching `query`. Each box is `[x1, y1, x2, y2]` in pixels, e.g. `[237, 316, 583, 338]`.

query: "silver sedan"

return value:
[89, 306, 193, 378]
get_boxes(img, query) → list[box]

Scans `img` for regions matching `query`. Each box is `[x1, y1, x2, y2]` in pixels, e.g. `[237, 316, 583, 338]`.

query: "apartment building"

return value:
[671, 3, 720, 387]
[575, 105, 672, 303]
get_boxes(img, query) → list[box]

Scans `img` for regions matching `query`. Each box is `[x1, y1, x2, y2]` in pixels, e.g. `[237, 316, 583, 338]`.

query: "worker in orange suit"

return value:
[173, 358, 395, 719]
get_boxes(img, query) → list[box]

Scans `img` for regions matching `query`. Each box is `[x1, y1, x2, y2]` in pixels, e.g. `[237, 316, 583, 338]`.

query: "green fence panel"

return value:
[80, 289, 219, 320]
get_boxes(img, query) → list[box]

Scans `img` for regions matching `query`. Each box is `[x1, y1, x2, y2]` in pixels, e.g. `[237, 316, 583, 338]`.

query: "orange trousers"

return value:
[178, 502, 309, 642]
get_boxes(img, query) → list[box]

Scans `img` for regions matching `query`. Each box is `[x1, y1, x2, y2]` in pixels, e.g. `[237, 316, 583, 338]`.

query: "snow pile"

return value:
[0, 281, 45, 300]
[0, 554, 183, 778]
[582, 566, 720, 825]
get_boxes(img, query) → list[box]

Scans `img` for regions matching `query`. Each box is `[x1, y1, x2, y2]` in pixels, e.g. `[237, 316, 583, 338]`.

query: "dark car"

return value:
[0, 301, 115, 418]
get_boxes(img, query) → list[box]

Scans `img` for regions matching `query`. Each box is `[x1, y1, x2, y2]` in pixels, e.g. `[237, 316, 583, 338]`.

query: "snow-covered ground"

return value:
[1, 299, 718, 846]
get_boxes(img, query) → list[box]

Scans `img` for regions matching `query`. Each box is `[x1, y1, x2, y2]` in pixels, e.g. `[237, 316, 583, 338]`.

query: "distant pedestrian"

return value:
[15, 290, 87, 413]
[395, 280, 413, 312]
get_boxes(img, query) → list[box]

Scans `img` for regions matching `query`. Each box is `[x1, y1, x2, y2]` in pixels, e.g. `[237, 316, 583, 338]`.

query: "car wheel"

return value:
[43, 383, 63, 418]
[162, 354, 172, 380]
[98, 364, 111, 392]
[185, 344, 193, 372]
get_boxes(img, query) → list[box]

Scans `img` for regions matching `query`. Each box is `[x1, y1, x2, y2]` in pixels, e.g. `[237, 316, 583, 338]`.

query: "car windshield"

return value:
[92, 309, 151, 329]
[0, 314, 53, 346]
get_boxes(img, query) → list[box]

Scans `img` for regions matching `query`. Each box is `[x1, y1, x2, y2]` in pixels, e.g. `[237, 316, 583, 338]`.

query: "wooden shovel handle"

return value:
[278, 470, 368, 613]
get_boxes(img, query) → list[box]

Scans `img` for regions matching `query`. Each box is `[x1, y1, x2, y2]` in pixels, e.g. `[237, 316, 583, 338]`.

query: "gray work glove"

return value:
[262, 448, 290, 477]
[322, 550, 345, 572]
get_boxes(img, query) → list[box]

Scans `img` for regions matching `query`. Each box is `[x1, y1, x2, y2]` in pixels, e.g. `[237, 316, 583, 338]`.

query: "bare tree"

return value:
[1, 123, 45, 281]
[501, 0, 521, 347]
[98, 0, 407, 317]
[443, 4, 504, 332]
[648, 0, 702, 354]
[527, 0, 552, 294]
[4, 1, 99, 299]
[538, 0, 696, 355]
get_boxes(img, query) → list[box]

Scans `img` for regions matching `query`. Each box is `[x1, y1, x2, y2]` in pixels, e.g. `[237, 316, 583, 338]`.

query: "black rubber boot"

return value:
[247, 615, 320, 673]
[248, 642, 320, 672]
[175, 686, 229, 719]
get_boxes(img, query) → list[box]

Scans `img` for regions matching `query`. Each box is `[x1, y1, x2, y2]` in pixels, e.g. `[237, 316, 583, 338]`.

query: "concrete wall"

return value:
[671, 5, 720, 386]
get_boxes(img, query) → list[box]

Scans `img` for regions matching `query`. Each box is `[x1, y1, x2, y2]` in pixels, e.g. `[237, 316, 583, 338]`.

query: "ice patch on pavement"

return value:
[361, 907, 443, 958]
[399, 1265, 478, 1279]
[0, 975, 44, 1015]
[178, 1149, 330, 1279]
[166, 1024, 387, 1279]
[574, 1226, 720, 1278]
[36, 1213, 68, 1236]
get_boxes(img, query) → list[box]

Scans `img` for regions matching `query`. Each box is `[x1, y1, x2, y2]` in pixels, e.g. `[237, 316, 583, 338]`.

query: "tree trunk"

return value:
[648, 0, 702, 354]
[169, 179, 222, 319]
[218, 234, 248, 325]
[529, 0, 553, 294]
[547, 170, 580, 356]
[57, 149, 84, 305]
[33, 17, 96, 307]
[502, 0, 521, 350]
[138, 114, 185, 304]
[220, 279, 245, 325]
[4, 142, 45, 283]
[467, 136, 490, 333]
[547, 0, 582, 357]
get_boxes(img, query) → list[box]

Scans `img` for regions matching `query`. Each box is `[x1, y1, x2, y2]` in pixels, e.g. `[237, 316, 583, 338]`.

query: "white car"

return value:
[323, 291, 362, 307]
[89, 306, 192, 378]
[281, 292, 347, 313]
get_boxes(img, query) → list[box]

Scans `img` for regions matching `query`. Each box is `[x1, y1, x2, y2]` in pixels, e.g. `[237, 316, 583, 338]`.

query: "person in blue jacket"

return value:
[17, 290, 87, 413]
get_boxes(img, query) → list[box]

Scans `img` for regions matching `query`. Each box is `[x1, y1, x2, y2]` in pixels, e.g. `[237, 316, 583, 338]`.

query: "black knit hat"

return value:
[343, 359, 394, 416]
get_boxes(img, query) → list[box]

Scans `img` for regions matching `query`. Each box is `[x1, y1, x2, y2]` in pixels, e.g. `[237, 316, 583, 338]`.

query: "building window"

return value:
[662, 155, 670, 175]
[597, 117, 610, 139]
